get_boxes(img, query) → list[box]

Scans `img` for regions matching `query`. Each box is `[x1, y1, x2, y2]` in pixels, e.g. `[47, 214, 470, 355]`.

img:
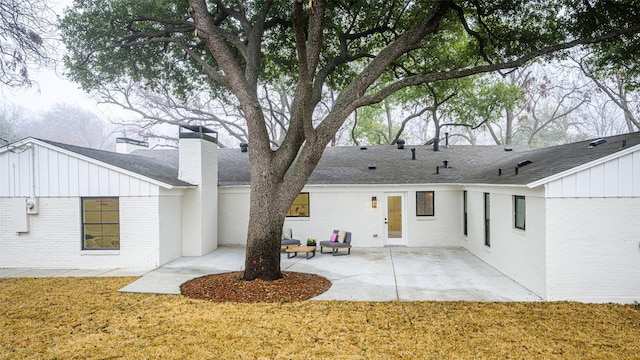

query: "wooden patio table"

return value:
[285, 245, 316, 259]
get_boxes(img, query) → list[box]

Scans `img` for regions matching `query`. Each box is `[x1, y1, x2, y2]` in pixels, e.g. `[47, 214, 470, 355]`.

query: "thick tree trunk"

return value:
[243, 184, 286, 281]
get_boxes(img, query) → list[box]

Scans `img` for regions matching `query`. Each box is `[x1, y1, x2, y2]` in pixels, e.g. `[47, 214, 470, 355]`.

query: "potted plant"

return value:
[306, 238, 316, 247]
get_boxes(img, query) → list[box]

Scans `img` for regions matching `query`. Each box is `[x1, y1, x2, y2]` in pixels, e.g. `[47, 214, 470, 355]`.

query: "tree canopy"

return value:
[60, 0, 640, 280]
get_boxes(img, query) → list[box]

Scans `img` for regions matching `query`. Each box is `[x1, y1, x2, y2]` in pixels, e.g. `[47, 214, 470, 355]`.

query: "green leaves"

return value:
[59, 0, 640, 109]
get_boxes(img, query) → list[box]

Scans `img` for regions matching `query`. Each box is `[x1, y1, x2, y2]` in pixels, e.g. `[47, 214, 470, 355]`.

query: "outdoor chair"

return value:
[320, 229, 352, 255]
[281, 228, 301, 249]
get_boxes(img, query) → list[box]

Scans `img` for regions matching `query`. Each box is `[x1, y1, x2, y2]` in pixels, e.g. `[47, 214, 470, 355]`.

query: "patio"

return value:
[119, 246, 541, 301]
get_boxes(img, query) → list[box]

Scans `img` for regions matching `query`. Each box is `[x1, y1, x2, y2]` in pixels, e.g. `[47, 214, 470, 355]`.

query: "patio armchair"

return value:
[320, 230, 352, 256]
[281, 228, 301, 249]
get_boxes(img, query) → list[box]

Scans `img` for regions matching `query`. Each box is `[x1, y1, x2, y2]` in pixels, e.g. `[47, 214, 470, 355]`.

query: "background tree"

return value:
[61, 0, 640, 281]
[577, 58, 640, 133]
[0, 103, 26, 144]
[0, 0, 57, 88]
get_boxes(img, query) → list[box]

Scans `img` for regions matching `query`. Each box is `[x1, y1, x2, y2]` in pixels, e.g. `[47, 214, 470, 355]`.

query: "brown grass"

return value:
[1, 277, 639, 359]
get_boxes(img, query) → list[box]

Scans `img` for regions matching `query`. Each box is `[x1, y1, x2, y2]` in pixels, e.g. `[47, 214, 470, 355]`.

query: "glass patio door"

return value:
[385, 193, 406, 246]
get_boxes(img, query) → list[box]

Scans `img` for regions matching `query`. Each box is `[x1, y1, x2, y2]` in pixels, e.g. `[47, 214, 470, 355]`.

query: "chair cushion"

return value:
[282, 228, 293, 240]
[337, 230, 347, 243]
[330, 232, 338, 242]
[320, 241, 351, 248]
[281, 239, 300, 246]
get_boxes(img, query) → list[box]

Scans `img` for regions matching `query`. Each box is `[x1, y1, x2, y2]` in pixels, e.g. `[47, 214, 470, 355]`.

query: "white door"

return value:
[385, 193, 406, 246]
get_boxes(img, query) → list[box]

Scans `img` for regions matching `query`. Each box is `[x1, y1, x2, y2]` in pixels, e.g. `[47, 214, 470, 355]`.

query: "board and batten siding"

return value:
[0, 141, 184, 268]
[544, 151, 640, 198]
[540, 149, 640, 303]
[0, 142, 160, 198]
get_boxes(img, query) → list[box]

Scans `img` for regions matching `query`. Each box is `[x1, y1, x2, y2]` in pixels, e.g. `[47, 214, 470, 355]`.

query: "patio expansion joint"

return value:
[389, 248, 400, 300]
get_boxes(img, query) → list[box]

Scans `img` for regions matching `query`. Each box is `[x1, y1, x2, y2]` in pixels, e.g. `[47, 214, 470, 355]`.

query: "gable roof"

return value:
[468, 132, 640, 186]
[9, 131, 639, 189]
[36, 139, 194, 188]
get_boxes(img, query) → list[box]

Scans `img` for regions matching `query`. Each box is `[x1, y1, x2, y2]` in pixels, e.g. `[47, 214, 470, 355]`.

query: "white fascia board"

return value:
[0, 137, 32, 154]
[24, 138, 189, 190]
[527, 143, 640, 188]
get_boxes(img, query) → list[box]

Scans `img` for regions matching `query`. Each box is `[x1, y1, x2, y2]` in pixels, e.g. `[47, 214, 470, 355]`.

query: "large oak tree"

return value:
[60, 0, 640, 280]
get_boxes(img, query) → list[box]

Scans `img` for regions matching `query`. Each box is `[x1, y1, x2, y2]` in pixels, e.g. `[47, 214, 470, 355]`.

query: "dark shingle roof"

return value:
[39, 131, 640, 188]
[217, 144, 530, 186]
[467, 132, 640, 185]
[39, 139, 194, 187]
[217, 132, 640, 186]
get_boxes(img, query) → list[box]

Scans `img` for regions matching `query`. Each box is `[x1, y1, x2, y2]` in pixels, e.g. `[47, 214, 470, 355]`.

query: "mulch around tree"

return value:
[180, 271, 332, 303]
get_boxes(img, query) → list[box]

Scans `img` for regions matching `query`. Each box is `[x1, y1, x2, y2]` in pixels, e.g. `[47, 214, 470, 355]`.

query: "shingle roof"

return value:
[38, 131, 640, 188]
[39, 139, 194, 187]
[217, 132, 640, 186]
[467, 132, 640, 185]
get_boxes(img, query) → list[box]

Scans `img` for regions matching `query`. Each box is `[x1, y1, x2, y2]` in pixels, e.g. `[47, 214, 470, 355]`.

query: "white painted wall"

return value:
[158, 189, 184, 265]
[546, 151, 640, 198]
[0, 197, 162, 269]
[0, 141, 161, 198]
[461, 186, 547, 298]
[179, 137, 218, 255]
[545, 197, 640, 303]
[218, 184, 465, 248]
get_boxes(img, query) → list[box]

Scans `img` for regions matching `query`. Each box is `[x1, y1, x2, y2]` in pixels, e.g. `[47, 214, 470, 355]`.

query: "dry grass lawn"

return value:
[1, 277, 639, 359]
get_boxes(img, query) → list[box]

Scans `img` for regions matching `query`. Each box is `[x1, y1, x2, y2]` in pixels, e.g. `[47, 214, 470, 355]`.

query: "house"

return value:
[1, 126, 639, 303]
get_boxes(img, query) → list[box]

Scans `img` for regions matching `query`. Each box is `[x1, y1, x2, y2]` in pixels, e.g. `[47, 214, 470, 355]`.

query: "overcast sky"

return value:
[2, 0, 99, 114]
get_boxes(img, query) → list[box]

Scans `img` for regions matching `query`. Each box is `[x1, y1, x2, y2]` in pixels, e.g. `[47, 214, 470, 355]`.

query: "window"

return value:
[463, 191, 468, 236]
[514, 195, 526, 230]
[416, 191, 434, 216]
[287, 192, 310, 217]
[484, 193, 490, 247]
[82, 198, 120, 250]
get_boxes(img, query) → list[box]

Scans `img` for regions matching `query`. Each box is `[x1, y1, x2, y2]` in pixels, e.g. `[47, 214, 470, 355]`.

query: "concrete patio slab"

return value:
[1, 246, 542, 302]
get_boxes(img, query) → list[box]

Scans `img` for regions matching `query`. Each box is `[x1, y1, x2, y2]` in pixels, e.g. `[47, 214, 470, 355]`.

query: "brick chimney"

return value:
[178, 125, 218, 256]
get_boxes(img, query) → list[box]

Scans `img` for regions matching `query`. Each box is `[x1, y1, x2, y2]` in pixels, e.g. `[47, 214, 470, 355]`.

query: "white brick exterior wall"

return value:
[0, 197, 163, 269]
[218, 184, 465, 248]
[179, 137, 218, 255]
[546, 197, 640, 303]
[461, 186, 547, 297]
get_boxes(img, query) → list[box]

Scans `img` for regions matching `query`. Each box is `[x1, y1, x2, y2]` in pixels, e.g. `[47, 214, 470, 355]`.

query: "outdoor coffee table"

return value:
[285, 245, 316, 259]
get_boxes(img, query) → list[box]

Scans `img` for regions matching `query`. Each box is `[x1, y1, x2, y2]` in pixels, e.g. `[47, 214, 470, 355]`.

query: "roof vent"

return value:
[433, 138, 439, 152]
[622, 139, 627, 147]
[411, 148, 416, 160]
[360, 145, 368, 150]
[240, 143, 248, 152]
[517, 160, 532, 168]
[588, 138, 606, 148]
[368, 164, 377, 170]
[504, 147, 513, 152]
[443, 160, 449, 168]
[397, 139, 405, 150]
